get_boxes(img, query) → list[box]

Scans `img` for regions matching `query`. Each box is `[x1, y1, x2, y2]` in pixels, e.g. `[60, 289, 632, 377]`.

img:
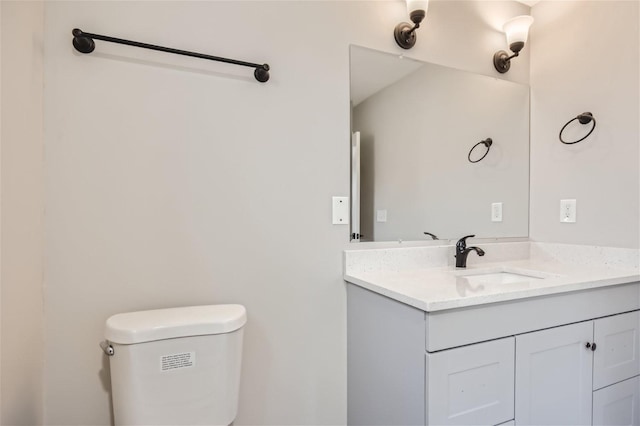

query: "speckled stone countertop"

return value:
[344, 242, 640, 312]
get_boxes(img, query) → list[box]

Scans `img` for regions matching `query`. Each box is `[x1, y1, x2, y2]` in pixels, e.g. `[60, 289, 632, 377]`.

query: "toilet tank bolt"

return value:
[100, 340, 114, 356]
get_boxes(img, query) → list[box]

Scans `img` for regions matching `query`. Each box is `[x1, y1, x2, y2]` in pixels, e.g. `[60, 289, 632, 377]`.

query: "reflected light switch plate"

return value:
[376, 209, 387, 223]
[492, 202, 503, 222]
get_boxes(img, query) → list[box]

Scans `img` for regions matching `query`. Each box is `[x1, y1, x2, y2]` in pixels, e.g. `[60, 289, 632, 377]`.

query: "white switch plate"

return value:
[491, 202, 503, 222]
[332, 196, 349, 225]
[376, 209, 387, 223]
[560, 199, 577, 223]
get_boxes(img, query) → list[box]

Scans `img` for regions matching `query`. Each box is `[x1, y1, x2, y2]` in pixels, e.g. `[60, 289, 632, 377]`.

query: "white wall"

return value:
[529, 1, 639, 248]
[8, 1, 639, 423]
[38, 1, 529, 424]
[0, 2, 45, 425]
[0, 3, 3, 421]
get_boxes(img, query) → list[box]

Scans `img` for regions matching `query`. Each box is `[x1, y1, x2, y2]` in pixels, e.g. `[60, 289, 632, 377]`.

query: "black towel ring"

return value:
[559, 112, 596, 144]
[468, 138, 492, 163]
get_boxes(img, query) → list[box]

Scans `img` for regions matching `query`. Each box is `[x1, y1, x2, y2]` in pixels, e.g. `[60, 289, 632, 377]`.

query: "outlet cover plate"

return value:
[560, 199, 577, 223]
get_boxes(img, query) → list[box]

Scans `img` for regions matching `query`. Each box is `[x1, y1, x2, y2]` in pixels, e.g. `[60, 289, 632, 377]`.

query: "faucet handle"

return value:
[457, 234, 475, 246]
[456, 235, 476, 252]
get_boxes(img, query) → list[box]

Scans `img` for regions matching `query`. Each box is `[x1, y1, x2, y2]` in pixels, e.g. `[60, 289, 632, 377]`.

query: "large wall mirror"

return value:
[350, 45, 530, 242]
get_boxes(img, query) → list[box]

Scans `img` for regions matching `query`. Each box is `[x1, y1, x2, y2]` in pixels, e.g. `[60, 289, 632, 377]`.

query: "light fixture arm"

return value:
[493, 50, 517, 73]
[504, 51, 519, 62]
[394, 22, 420, 49]
[493, 44, 524, 74]
[406, 22, 421, 35]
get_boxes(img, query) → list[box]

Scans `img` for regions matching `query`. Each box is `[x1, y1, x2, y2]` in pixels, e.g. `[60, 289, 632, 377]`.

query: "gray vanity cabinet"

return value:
[514, 322, 594, 425]
[347, 284, 516, 426]
[593, 310, 640, 389]
[515, 310, 640, 425]
[593, 376, 640, 425]
[592, 310, 640, 426]
[427, 337, 515, 425]
[347, 282, 640, 426]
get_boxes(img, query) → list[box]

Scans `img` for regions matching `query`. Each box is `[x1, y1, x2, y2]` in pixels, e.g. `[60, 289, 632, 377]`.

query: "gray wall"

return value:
[1, 2, 45, 424]
[529, 1, 639, 248]
[22, 0, 640, 425]
[39, 2, 530, 424]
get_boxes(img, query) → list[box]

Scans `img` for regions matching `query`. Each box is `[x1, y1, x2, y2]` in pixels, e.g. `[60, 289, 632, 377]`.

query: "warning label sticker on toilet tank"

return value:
[161, 352, 196, 372]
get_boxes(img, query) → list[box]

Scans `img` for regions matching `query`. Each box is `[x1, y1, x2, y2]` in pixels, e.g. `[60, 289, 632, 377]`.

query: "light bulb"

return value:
[503, 15, 534, 52]
[407, 0, 428, 24]
[407, 0, 429, 14]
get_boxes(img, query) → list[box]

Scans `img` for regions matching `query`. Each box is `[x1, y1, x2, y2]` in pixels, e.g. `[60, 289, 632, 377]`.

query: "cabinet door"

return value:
[427, 337, 514, 425]
[592, 376, 640, 426]
[515, 322, 593, 425]
[593, 310, 640, 390]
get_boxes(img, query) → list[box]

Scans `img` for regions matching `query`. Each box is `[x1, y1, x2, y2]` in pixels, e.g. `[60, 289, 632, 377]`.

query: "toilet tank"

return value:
[105, 304, 246, 426]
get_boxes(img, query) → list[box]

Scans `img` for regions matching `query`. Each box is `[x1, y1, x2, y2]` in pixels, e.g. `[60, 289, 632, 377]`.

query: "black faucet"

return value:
[455, 234, 485, 268]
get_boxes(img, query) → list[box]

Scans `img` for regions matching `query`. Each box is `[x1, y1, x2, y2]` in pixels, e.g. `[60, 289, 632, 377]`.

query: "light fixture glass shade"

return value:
[503, 15, 534, 46]
[407, 0, 429, 15]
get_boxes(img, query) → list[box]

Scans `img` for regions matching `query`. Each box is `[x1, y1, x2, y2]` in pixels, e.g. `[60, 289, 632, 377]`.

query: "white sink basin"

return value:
[458, 271, 543, 285]
[454, 267, 554, 286]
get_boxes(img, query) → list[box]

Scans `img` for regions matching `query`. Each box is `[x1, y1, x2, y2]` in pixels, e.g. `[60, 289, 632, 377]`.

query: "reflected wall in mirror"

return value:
[350, 45, 530, 242]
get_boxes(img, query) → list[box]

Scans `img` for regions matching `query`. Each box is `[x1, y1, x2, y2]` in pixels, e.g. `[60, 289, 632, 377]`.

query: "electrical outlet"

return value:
[560, 199, 577, 223]
[491, 202, 503, 222]
[376, 209, 387, 223]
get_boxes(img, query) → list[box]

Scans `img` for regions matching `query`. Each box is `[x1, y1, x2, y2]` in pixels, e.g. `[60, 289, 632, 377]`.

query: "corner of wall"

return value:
[1, 1, 46, 424]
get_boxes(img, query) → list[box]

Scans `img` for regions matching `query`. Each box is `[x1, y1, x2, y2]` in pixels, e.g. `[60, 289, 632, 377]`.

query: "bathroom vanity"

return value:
[345, 242, 640, 426]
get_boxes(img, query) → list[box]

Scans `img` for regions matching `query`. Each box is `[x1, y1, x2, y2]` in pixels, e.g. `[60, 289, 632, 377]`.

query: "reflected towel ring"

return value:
[559, 112, 596, 144]
[468, 138, 492, 163]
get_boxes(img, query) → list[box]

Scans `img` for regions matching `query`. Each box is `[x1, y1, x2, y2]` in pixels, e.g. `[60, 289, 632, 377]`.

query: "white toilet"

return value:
[104, 304, 246, 426]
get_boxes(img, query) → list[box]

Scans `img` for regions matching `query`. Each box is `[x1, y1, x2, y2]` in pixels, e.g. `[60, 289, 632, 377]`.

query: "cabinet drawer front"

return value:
[427, 337, 514, 426]
[593, 310, 640, 390]
[592, 376, 640, 426]
[515, 321, 593, 426]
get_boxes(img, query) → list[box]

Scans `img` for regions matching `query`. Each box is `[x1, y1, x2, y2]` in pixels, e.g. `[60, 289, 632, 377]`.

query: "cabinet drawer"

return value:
[593, 376, 640, 426]
[593, 310, 640, 390]
[426, 337, 514, 425]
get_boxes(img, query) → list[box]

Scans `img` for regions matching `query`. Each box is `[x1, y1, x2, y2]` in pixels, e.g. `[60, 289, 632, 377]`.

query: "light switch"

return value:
[332, 196, 349, 225]
[376, 209, 387, 223]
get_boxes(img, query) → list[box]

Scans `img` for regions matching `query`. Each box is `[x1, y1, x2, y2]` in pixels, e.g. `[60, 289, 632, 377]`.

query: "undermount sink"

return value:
[454, 267, 554, 285]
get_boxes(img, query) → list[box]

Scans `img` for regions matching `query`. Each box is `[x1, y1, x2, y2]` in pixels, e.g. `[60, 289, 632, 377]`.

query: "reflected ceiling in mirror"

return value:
[350, 45, 530, 243]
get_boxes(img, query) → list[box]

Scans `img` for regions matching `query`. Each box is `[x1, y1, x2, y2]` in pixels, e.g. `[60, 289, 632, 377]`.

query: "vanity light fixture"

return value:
[493, 15, 534, 73]
[394, 0, 429, 50]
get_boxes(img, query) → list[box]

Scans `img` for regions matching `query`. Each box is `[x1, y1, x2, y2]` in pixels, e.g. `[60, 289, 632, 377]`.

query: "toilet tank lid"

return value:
[105, 304, 247, 344]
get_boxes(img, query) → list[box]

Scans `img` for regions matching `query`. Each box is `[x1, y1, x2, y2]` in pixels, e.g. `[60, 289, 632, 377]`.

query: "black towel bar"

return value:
[72, 28, 270, 83]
